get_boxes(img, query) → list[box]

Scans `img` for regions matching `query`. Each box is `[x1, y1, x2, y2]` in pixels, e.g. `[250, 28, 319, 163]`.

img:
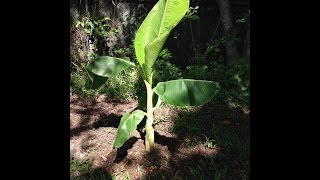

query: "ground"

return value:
[70, 95, 250, 180]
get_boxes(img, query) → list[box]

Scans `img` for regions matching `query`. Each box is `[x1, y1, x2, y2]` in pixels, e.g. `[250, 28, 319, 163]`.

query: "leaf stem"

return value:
[144, 80, 155, 152]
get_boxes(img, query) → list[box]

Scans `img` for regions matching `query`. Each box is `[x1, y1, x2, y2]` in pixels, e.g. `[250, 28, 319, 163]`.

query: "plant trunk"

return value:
[216, 0, 239, 65]
[144, 80, 154, 152]
[245, 17, 250, 57]
[84, 0, 89, 14]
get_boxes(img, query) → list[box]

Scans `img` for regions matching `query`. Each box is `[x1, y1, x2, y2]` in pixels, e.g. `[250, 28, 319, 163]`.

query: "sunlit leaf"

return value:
[86, 56, 135, 78]
[85, 56, 135, 89]
[113, 110, 146, 148]
[134, 0, 189, 81]
[154, 79, 220, 106]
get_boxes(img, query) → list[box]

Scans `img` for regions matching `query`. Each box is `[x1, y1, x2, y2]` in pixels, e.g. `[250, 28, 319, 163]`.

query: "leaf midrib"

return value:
[119, 111, 142, 127]
[158, 0, 168, 37]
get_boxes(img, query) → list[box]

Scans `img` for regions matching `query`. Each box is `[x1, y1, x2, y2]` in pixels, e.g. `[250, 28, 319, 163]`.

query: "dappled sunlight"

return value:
[70, 95, 249, 179]
[70, 0, 250, 178]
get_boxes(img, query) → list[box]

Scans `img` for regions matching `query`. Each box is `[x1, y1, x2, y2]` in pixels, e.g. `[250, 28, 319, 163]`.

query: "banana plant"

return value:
[84, 0, 220, 152]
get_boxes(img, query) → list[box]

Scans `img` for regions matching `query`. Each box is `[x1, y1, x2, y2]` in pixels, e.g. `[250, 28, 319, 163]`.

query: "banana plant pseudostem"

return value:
[84, 0, 220, 152]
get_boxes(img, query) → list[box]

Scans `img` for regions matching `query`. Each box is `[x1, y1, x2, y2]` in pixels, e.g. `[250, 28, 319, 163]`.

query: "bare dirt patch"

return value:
[70, 95, 249, 179]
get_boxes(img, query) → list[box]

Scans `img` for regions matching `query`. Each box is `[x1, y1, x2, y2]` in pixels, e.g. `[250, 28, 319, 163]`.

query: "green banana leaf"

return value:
[84, 70, 108, 90]
[113, 110, 146, 148]
[153, 79, 220, 106]
[85, 56, 135, 89]
[87, 56, 135, 77]
[134, 0, 189, 80]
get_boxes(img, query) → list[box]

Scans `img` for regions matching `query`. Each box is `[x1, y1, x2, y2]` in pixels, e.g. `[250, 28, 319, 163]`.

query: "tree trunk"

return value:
[245, 17, 250, 57]
[84, 0, 89, 14]
[216, 0, 239, 65]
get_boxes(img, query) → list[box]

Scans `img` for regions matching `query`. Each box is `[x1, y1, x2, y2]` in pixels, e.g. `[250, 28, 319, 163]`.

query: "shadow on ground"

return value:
[71, 167, 113, 180]
[71, 98, 250, 179]
[70, 112, 122, 137]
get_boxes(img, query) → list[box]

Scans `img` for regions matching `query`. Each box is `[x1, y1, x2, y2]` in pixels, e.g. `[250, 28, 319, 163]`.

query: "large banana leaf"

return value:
[134, 0, 189, 79]
[113, 110, 146, 148]
[85, 56, 135, 89]
[87, 56, 135, 77]
[153, 79, 220, 106]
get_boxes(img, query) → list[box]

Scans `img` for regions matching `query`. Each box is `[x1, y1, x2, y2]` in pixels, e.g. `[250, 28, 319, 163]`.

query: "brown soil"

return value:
[70, 95, 248, 179]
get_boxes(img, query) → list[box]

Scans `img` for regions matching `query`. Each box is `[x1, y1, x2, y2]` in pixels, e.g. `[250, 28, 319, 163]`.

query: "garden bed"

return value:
[70, 95, 249, 179]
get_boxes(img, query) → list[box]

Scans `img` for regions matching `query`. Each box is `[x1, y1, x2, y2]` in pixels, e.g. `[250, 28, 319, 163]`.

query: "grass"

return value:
[71, 173, 111, 180]
[70, 157, 138, 180]
[70, 67, 139, 102]
[203, 135, 216, 149]
[170, 101, 250, 180]
[184, 137, 198, 150]
[171, 109, 202, 135]
[136, 164, 142, 177]
[122, 171, 131, 180]
[70, 157, 92, 174]
[70, 157, 113, 180]
[71, 71, 99, 98]
[101, 67, 139, 102]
